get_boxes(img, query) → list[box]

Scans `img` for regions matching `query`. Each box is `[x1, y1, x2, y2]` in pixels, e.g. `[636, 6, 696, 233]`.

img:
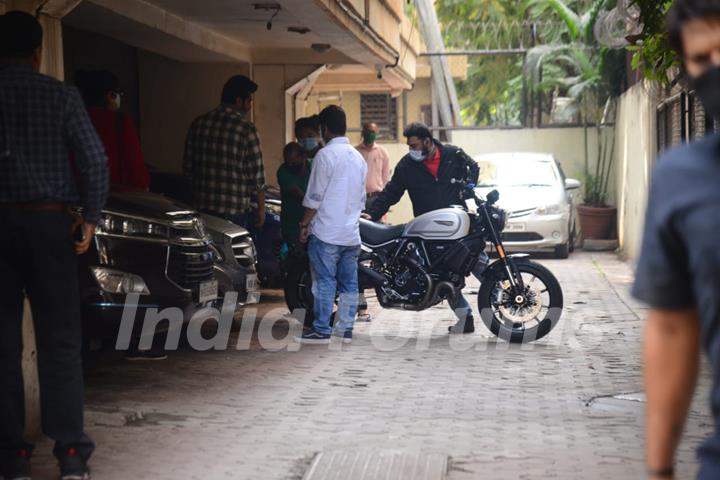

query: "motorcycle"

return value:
[285, 183, 563, 343]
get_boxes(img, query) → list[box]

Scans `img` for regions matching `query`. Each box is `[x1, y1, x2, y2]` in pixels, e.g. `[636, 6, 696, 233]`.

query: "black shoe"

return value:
[124, 347, 168, 361]
[448, 316, 475, 334]
[59, 448, 90, 480]
[0, 449, 31, 480]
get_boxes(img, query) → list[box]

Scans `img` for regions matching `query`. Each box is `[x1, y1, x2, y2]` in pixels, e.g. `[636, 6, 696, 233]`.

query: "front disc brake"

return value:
[495, 281, 543, 324]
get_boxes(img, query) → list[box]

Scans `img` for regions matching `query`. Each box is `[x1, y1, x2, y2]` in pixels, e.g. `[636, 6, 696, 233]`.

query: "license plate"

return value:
[245, 291, 261, 304]
[199, 279, 218, 304]
[506, 223, 526, 232]
[246, 273, 258, 292]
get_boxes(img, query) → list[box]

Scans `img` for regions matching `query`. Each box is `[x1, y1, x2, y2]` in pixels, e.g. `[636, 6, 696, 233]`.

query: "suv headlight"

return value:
[91, 267, 150, 295]
[535, 204, 565, 216]
[265, 201, 281, 218]
[97, 213, 169, 240]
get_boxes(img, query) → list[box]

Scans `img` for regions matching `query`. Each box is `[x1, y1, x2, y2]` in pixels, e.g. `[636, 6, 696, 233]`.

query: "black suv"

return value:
[79, 190, 258, 346]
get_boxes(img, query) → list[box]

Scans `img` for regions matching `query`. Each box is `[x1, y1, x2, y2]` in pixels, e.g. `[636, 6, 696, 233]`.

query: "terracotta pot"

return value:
[577, 204, 617, 240]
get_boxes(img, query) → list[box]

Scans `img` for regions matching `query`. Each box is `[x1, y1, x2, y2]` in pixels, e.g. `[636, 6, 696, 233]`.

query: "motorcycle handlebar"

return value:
[450, 178, 483, 205]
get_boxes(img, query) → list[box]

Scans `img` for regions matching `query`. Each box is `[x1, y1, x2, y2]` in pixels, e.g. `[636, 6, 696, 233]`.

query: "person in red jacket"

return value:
[74, 70, 149, 191]
[75, 70, 164, 361]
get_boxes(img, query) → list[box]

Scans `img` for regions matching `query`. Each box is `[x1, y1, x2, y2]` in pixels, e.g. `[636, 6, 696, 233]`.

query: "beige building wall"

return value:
[613, 83, 656, 261]
[255, 64, 321, 182]
[254, 65, 287, 182]
[452, 128, 609, 185]
[137, 51, 250, 173]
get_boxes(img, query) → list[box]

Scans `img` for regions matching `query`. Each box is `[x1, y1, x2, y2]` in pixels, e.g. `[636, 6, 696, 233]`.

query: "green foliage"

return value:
[523, 0, 621, 206]
[631, 1, 677, 82]
[435, 0, 527, 126]
[626, 0, 677, 84]
[457, 56, 524, 126]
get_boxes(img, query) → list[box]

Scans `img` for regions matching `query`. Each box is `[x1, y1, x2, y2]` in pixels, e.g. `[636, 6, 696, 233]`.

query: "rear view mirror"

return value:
[565, 178, 581, 191]
[486, 190, 500, 205]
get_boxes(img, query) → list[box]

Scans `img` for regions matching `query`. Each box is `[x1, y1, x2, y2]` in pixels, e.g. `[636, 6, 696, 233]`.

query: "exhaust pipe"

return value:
[432, 281, 459, 304]
[359, 265, 388, 287]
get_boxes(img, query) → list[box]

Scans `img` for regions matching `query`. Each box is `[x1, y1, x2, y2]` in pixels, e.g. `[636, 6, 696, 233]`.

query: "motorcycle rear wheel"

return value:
[478, 260, 563, 343]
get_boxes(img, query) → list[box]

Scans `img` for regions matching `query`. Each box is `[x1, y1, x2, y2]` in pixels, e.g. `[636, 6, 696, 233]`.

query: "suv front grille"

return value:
[231, 234, 256, 267]
[167, 244, 214, 290]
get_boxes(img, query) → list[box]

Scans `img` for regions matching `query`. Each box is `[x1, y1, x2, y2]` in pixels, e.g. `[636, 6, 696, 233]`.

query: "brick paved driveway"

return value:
[27, 252, 713, 479]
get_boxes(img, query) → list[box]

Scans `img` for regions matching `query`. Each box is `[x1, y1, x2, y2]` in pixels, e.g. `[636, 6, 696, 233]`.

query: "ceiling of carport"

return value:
[145, 0, 326, 49]
[64, 1, 246, 62]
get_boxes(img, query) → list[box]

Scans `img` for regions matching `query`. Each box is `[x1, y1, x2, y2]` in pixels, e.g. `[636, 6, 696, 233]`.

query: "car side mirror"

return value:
[565, 178, 581, 191]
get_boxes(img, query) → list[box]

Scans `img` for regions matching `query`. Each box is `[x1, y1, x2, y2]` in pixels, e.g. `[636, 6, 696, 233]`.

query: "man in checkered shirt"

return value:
[0, 11, 108, 480]
[183, 75, 267, 231]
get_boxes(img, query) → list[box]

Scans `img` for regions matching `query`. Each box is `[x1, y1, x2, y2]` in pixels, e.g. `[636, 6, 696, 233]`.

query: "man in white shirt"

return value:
[296, 105, 368, 344]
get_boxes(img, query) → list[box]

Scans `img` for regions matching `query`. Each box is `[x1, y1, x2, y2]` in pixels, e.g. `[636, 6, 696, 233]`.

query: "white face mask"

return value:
[409, 149, 424, 161]
[301, 137, 320, 153]
[110, 92, 121, 111]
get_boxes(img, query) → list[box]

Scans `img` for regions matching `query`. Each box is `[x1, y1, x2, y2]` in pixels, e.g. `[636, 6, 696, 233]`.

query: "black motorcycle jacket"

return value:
[366, 141, 480, 221]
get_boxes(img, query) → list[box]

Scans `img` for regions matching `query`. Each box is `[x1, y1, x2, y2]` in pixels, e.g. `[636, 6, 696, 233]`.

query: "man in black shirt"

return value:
[633, 1, 720, 478]
[364, 123, 484, 334]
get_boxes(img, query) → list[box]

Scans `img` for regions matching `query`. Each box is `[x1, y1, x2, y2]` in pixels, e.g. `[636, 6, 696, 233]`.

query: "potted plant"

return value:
[519, 0, 625, 240]
[577, 117, 617, 240]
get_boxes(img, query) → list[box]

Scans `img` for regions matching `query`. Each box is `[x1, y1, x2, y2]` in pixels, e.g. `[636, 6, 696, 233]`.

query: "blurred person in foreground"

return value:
[0, 11, 108, 480]
[634, 1, 720, 479]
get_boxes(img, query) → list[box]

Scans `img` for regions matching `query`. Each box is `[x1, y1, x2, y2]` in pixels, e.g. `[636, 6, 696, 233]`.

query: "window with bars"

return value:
[360, 94, 398, 141]
[656, 91, 716, 155]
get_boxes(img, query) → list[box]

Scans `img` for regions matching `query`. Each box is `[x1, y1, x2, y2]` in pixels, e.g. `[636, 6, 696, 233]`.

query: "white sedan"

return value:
[473, 152, 581, 259]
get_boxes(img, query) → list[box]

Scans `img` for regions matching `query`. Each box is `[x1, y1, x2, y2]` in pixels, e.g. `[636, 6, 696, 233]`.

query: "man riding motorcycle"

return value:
[363, 122, 485, 334]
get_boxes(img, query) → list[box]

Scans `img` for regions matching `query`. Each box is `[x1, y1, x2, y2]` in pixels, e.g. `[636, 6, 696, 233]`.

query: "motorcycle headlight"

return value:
[489, 207, 507, 232]
[97, 213, 170, 240]
[535, 204, 564, 216]
[91, 267, 150, 295]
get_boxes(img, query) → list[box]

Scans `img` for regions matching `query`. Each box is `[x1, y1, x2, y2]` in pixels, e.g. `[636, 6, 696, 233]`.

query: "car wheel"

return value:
[569, 225, 576, 253]
[554, 241, 570, 259]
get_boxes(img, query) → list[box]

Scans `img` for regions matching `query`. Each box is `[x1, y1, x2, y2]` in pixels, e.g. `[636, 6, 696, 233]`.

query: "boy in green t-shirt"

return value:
[277, 142, 311, 246]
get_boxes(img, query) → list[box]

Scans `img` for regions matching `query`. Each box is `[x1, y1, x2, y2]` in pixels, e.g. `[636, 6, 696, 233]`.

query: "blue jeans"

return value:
[307, 235, 360, 335]
[449, 251, 490, 321]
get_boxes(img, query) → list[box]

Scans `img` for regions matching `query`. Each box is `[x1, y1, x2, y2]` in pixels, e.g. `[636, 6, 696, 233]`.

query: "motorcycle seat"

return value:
[360, 219, 406, 246]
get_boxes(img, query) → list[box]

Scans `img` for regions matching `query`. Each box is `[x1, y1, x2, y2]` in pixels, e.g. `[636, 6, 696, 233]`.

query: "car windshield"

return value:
[477, 158, 558, 188]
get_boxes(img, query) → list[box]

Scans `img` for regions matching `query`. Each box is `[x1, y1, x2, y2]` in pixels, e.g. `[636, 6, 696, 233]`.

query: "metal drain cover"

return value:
[303, 450, 447, 480]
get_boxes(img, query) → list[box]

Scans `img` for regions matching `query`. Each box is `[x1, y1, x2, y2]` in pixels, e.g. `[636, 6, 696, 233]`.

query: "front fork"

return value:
[481, 207, 525, 293]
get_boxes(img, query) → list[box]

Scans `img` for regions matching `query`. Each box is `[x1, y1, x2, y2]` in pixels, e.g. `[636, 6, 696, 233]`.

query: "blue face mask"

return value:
[301, 138, 320, 153]
[409, 149, 424, 161]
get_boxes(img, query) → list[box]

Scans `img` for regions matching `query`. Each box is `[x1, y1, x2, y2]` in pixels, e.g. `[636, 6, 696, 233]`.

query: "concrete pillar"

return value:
[22, 300, 41, 438]
[38, 14, 65, 80]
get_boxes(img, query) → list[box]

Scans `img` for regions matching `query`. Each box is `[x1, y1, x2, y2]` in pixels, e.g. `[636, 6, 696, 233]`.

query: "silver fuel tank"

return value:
[402, 207, 471, 240]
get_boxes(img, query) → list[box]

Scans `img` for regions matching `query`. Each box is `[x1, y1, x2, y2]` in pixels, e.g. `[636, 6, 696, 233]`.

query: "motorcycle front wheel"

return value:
[478, 260, 563, 343]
